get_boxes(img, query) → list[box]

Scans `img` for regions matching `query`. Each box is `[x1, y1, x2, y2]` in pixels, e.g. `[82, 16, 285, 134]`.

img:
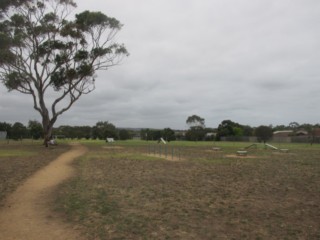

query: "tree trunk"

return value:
[43, 126, 53, 147]
[42, 115, 53, 148]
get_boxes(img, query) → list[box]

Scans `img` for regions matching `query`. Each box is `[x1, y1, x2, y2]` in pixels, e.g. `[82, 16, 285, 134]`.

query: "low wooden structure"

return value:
[237, 150, 248, 156]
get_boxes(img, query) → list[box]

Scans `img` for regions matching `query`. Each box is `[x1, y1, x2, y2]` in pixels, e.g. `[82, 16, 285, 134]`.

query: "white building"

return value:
[0, 131, 7, 140]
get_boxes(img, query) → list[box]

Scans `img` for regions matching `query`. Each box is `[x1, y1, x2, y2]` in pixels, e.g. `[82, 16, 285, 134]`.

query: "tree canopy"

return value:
[255, 125, 273, 143]
[185, 115, 206, 141]
[186, 115, 205, 128]
[0, 0, 128, 146]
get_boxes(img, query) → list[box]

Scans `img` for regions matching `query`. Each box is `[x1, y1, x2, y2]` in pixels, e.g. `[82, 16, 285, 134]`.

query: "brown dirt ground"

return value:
[0, 143, 87, 240]
[56, 146, 320, 239]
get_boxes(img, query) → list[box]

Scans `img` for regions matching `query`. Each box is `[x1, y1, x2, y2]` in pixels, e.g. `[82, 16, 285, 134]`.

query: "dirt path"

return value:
[0, 143, 87, 240]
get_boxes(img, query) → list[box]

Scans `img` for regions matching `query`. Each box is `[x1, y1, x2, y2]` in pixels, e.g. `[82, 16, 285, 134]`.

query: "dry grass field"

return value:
[0, 141, 70, 205]
[54, 141, 320, 240]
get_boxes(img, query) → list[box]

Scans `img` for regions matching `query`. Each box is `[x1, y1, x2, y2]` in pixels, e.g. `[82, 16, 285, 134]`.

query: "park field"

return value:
[0, 140, 319, 239]
[51, 140, 319, 239]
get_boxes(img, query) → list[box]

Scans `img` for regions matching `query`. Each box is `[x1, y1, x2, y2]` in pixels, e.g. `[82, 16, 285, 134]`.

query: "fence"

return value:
[220, 136, 318, 144]
[148, 144, 182, 160]
[220, 136, 257, 142]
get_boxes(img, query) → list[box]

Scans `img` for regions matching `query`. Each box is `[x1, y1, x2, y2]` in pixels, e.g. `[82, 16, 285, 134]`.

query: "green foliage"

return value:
[186, 114, 205, 128]
[28, 120, 43, 140]
[92, 121, 118, 140]
[0, 32, 16, 64]
[216, 120, 237, 139]
[0, 122, 11, 137]
[41, 12, 57, 24]
[216, 120, 253, 140]
[185, 126, 206, 141]
[185, 115, 206, 141]
[75, 11, 121, 31]
[10, 14, 25, 26]
[53, 125, 91, 139]
[140, 129, 158, 141]
[255, 125, 273, 143]
[0, 0, 128, 145]
[60, 21, 83, 39]
[0, 0, 32, 14]
[162, 128, 176, 141]
[118, 129, 132, 140]
[74, 50, 89, 61]
[140, 128, 176, 141]
[3, 72, 21, 90]
[10, 122, 27, 140]
[233, 127, 244, 137]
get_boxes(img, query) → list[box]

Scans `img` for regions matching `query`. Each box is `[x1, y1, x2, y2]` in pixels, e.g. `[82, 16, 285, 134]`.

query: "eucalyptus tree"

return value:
[186, 114, 205, 128]
[186, 115, 206, 141]
[0, 0, 128, 146]
[92, 121, 117, 140]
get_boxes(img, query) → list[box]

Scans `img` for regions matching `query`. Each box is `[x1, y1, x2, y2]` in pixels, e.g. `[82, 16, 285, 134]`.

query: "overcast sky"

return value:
[1, 0, 319, 129]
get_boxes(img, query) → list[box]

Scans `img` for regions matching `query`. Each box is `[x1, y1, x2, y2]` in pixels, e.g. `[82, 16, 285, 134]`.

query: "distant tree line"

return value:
[140, 128, 176, 142]
[0, 121, 134, 141]
[184, 115, 320, 143]
[0, 121, 43, 140]
[215, 119, 319, 141]
[1, 117, 319, 142]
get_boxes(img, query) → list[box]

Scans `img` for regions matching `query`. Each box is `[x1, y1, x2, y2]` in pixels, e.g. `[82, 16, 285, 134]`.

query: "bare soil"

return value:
[0, 143, 87, 240]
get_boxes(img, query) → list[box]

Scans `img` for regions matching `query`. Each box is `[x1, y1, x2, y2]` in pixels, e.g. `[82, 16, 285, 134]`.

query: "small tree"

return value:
[216, 120, 237, 140]
[0, 122, 12, 137]
[255, 125, 273, 143]
[11, 122, 27, 140]
[28, 120, 43, 139]
[119, 129, 131, 140]
[0, 0, 128, 146]
[162, 128, 176, 141]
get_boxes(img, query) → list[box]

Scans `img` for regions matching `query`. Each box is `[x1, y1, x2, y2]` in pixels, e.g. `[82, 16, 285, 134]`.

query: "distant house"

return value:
[273, 129, 320, 143]
[0, 131, 7, 140]
[272, 130, 294, 143]
[273, 130, 293, 137]
[205, 132, 216, 138]
[295, 130, 308, 136]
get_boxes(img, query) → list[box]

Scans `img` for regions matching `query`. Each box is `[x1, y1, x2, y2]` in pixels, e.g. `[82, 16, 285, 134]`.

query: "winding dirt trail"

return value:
[0, 143, 87, 240]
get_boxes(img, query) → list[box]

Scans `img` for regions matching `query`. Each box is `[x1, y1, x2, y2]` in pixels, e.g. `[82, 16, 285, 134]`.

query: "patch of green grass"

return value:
[0, 150, 36, 157]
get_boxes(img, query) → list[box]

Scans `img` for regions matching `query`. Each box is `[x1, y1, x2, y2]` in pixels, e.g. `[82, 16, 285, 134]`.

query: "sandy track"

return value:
[0, 143, 87, 240]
